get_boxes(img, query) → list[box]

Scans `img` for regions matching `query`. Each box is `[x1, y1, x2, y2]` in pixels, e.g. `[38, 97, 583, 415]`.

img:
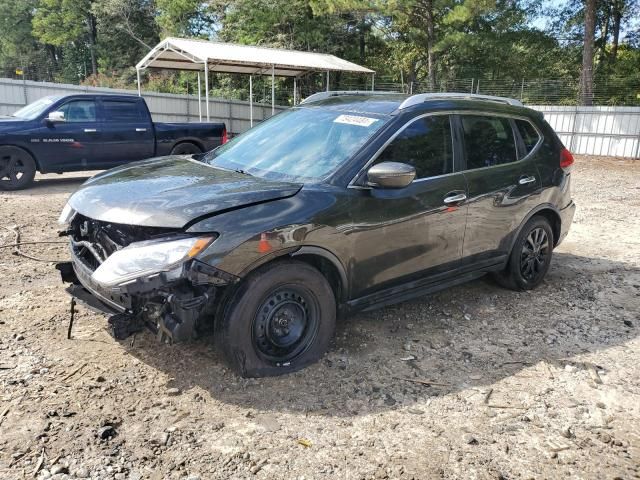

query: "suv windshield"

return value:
[12, 96, 61, 119]
[204, 107, 387, 182]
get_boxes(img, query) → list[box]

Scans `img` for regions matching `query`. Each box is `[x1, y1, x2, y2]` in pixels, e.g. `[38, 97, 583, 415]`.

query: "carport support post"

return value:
[197, 71, 202, 122]
[293, 77, 297, 105]
[204, 60, 210, 122]
[271, 65, 275, 116]
[249, 75, 253, 127]
[136, 68, 141, 96]
[371, 73, 375, 91]
[326, 71, 329, 91]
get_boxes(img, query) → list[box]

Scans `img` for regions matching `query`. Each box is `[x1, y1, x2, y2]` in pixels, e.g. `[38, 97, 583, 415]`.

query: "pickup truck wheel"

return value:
[0, 146, 36, 191]
[493, 216, 554, 291]
[170, 142, 202, 155]
[219, 260, 336, 378]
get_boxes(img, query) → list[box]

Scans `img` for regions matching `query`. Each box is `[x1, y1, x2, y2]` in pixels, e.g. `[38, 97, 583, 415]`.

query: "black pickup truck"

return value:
[0, 94, 227, 190]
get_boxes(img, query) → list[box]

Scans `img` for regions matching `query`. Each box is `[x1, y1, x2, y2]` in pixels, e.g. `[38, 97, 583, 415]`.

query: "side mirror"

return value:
[366, 162, 416, 189]
[46, 111, 66, 123]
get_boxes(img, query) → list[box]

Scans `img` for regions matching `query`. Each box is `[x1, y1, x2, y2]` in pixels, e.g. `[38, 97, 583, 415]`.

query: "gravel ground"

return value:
[0, 157, 639, 480]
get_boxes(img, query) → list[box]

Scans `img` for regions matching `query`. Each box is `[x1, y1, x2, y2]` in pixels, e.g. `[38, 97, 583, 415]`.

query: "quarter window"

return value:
[461, 115, 517, 169]
[58, 100, 96, 123]
[103, 100, 142, 121]
[515, 119, 541, 155]
[375, 115, 453, 179]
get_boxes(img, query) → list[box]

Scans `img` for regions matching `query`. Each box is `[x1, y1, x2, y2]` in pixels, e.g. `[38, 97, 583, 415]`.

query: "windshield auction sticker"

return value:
[334, 114, 379, 127]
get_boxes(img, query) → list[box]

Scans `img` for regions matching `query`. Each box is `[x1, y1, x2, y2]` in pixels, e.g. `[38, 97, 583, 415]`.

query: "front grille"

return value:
[68, 214, 177, 273]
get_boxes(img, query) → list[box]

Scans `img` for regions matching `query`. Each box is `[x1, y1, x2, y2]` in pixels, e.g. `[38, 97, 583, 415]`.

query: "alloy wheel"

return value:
[520, 226, 549, 281]
[0, 153, 28, 187]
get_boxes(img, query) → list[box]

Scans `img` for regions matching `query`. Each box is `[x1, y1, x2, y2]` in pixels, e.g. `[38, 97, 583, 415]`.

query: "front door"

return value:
[35, 99, 100, 171]
[458, 114, 541, 261]
[348, 114, 468, 298]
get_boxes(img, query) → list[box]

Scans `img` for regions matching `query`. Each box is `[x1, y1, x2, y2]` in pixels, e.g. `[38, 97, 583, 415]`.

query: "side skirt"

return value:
[345, 256, 506, 313]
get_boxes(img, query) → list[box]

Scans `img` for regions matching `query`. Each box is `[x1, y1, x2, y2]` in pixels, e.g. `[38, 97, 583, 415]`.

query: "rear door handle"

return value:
[135, 128, 147, 132]
[443, 193, 467, 204]
[84, 128, 97, 133]
[519, 175, 536, 185]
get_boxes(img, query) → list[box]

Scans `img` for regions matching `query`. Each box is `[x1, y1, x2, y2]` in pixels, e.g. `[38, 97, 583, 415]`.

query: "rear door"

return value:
[96, 98, 154, 167]
[36, 98, 100, 171]
[348, 114, 469, 297]
[458, 113, 541, 262]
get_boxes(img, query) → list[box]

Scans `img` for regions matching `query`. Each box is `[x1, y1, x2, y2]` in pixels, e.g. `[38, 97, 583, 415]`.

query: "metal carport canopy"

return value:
[135, 37, 375, 124]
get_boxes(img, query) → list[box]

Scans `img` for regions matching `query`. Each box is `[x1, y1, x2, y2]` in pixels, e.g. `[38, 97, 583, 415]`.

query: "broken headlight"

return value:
[58, 203, 76, 225]
[91, 236, 215, 287]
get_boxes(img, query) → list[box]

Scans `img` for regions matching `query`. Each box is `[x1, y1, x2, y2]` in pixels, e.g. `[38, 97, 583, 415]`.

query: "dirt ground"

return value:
[0, 157, 639, 480]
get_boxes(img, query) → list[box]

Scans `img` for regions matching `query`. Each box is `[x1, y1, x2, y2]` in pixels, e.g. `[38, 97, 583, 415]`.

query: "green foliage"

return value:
[0, 0, 637, 104]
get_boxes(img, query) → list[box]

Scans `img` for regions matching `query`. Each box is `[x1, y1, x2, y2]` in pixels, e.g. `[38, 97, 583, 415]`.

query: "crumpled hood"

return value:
[68, 156, 302, 228]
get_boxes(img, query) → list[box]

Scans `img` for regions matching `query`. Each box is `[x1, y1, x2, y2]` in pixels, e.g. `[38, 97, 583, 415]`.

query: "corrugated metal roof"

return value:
[136, 37, 375, 76]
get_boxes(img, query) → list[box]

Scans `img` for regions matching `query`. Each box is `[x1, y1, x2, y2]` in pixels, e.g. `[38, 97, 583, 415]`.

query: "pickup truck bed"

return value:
[0, 93, 226, 190]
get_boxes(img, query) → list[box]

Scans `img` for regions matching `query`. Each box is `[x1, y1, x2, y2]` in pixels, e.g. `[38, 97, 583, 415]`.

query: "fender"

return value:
[233, 244, 349, 301]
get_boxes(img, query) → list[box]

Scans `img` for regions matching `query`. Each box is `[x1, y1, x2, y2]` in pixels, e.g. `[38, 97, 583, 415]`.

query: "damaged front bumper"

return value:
[56, 254, 238, 343]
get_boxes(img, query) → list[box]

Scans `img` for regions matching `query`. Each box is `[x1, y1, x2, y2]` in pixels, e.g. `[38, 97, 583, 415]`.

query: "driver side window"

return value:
[375, 115, 453, 179]
[58, 100, 97, 123]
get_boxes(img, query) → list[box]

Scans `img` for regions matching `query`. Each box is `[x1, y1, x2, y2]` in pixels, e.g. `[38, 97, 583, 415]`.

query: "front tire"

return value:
[0, 146, 37, 191]
[219, 260, 336, 378]
[493, 216, 554, 291]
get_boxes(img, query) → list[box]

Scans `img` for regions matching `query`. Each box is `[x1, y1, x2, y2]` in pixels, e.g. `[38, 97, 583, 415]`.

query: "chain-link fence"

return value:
[2, 58, 639, 106]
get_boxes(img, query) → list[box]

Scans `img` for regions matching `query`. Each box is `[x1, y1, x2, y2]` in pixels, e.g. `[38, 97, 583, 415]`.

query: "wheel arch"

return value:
[213, 246, 349, 327]
[170, 139, 204, 154]
[290, 246, 349, 303]
[0, 143, 41, 171]
[513, 204, 562, 250]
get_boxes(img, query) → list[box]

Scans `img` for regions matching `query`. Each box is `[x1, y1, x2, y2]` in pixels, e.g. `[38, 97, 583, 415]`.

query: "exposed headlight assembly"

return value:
[91, 236, 215, 287]
[58, 203, 76, 225]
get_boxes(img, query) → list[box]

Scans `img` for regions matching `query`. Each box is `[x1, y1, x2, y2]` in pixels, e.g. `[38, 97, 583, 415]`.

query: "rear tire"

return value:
[218, 260, 336, 378]
[493, 216, 554, 291]
[170, 142, 202, 155]
[0, 146, 36, 191]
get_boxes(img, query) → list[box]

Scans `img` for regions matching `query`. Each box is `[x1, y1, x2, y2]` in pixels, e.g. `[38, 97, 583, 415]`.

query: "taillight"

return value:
[560, 148, 574, 169]
[221, 127, 228, 144]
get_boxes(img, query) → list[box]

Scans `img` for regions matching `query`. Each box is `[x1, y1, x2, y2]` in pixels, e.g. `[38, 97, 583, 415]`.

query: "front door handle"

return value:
[443, 193, 467, 204]
[84, 128, 98, 133]
[135, 128, 147, 132]
[519, 175, 536, 185]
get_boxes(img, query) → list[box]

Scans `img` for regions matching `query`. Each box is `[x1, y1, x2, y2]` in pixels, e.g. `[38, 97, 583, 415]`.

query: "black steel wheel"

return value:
[0, 146, 37, 191]
[252, 286, 320, 365]
[493, 215, 554, 291]
[170, 142, 202, 155]
[219, 260, 336, 377]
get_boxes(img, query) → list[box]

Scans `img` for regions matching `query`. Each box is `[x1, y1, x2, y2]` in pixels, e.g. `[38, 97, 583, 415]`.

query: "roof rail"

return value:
[300, 90, 400, 105]
[398, 93, 523, 109]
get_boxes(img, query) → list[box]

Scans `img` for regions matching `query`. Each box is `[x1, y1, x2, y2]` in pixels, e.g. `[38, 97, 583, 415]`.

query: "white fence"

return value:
[533, 105, 640, 158]
[1, 78, 639, 157]
[0, 78, 286, 135]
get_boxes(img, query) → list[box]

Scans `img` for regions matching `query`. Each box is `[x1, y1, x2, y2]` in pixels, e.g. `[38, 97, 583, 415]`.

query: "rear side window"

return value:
[515, 119, 541, 155]
[103, 100, 143, 121]
[58, 100, 96, 123]
[376, 115, 453, 179]
[461, 115, 517, 169]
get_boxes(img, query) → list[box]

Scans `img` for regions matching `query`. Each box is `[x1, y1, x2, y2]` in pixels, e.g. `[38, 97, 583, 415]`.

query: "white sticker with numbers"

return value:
[333, 114, 379, 127]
